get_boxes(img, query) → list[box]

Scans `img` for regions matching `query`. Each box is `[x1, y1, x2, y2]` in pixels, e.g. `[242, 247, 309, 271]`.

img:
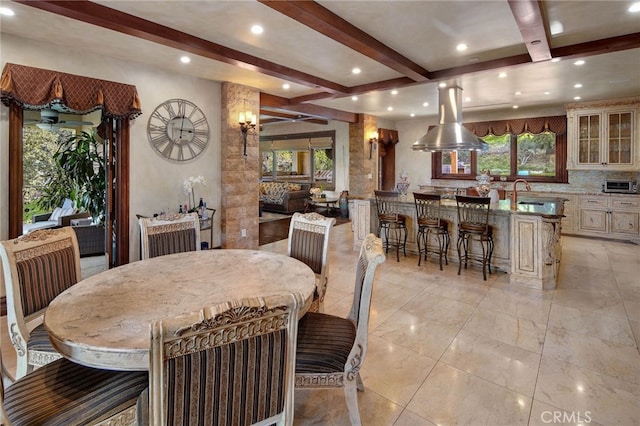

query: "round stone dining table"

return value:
[44, 249, 316, 371]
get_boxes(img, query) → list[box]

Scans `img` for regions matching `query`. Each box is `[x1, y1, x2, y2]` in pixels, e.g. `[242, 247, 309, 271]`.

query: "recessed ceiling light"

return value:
[512, 105, 519, 109]
[351, 96, 358, 101]
[422, 102, 429, 107]
[251, 25, 263, 35]
[629, 2, 640, 12]
[544, 91, 550, 95]
[410, 113, 415, 117]
[574, 60, 585, 66]
[387, 106, 393, 111]
[498, 72, 507, 78]
[574, 96, 581, 100]
[438, 82, 447, 88]
[551, 58, 561, 63]
[515, 91, 522, 96]
[352, 67, 361, 74]
[391, 90, 398, 95]
[550, 20, 564, 35]
[456, 43, 468, 52]
[180, 56, 190, 64]
[574, 83, 583, 88]
[464, 97, 471, 102]
[0, 7, 15, 16]
[282, 83, 290, 90]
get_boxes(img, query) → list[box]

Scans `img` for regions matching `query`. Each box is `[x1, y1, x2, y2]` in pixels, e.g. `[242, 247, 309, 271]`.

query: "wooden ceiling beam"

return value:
[259, 0, 430, 82]
[16, 0, 350, 95]
[508, 0, 552, 62]
[261, 93, 358, 123]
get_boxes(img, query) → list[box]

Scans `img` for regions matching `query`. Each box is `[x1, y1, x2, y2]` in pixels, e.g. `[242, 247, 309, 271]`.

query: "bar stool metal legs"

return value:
[378, 219, 407, 262]
[414, 192, 450, 270]
[374, 190, 408, 262]
[455, 195, 494, 281]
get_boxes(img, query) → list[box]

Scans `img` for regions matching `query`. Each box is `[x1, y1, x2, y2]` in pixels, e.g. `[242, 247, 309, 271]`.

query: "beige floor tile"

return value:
[361, 335, 436, 406]
[543, 326, 640, 384]
[623, 299, 640, 322]
[440, 329, 541, 396]
[402, 291, 476, 328]
[372, 309, 459, 359]
[547, 303, 636, 346]
[294, 387, 403, 426]
[528, 400, 605, 426]
[630, 319, 640, 348]
[477, 286, 552, 324]
[421, 277, 491, 306]
[393, 409, 437, 426]
[552, 287, 628, 319]
[463, 307, 547, 353]
[534, 356, 640, 426]
[406, 362, 531, 426]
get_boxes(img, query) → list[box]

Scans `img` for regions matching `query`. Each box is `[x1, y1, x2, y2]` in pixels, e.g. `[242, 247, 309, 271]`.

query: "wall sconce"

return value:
[369, 131, 378, 159]
[239, 111, 257, 156]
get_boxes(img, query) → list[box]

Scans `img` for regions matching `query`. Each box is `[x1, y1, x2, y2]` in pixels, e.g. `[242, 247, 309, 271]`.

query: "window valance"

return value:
[0, 63, 141, 119]
[465, 115, 566, 137]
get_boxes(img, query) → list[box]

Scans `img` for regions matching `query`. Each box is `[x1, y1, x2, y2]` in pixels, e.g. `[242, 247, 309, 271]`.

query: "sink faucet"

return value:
[511, 179, 531, 209]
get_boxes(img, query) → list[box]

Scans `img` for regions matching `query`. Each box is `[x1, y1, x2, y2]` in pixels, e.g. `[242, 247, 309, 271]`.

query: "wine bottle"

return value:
[202, 202, 208, 220]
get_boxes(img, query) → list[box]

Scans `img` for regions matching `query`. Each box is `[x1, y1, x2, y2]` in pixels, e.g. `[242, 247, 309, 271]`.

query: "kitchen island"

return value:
[349, 195, 566, 290]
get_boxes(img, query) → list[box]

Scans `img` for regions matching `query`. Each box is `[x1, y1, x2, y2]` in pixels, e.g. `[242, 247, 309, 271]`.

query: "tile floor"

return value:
[2, 224, 638, 425]
[261, 224, 640, 426]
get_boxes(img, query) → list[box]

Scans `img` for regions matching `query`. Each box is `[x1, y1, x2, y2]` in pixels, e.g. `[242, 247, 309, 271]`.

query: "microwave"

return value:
[603, 180, 638, 193]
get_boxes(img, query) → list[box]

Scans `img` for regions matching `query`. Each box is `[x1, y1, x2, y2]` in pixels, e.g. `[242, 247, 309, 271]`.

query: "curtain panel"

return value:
[0, 63, 141, 119]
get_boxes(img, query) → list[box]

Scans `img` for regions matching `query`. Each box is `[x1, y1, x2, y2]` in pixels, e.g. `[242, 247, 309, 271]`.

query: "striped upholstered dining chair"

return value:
[139, 293, 303, 426]
[139, 212, 200, 260]
[0, 227, 81, 380]
[295, 234, 386, 425]
[1, 346, 148, 425]
[287, 212, 336, 313]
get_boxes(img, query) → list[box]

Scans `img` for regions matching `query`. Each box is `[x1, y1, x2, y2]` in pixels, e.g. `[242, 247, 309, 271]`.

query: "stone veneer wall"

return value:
[221, 82, 259, 248]
[349, 114, 378, 197]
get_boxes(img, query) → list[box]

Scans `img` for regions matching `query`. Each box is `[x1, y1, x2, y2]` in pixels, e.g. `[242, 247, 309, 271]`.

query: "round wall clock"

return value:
[147, 99, 210, 162]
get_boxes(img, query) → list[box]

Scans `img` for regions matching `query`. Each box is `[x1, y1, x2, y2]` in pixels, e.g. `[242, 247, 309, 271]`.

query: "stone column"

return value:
[348, 114, 378, 198]
[220, 82, 259, 248]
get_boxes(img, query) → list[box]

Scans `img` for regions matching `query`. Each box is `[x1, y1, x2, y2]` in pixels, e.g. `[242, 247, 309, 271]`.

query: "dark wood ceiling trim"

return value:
[261, 93, 358, 123]
[551, 32, 640, 59]
[508, 0, 551, 62]
[16, 0, 350, 95]
[258, 0, 430, 82]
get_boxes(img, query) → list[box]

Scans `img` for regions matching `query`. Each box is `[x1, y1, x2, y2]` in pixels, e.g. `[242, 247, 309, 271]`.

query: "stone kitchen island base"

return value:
[349, 196, 566, 290]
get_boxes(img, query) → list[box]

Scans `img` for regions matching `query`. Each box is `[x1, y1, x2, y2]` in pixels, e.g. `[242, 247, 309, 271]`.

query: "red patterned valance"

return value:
[1, 63, 141, 119]
[465, 115, 566, 136]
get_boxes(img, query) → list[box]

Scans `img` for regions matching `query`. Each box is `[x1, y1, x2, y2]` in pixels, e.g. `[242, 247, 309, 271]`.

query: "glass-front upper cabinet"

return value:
[567, 99, 639, 171]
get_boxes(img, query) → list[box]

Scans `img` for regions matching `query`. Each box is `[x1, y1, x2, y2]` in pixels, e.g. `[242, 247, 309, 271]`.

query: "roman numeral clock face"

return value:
[147, 99, 210, 162]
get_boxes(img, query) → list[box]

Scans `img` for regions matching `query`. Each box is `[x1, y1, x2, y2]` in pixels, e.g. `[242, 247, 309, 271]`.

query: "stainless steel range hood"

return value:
[412, 85, 488, 152]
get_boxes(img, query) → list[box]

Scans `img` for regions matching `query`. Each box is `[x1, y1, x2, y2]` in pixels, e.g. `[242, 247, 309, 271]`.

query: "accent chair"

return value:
[287, 212, 336, 313]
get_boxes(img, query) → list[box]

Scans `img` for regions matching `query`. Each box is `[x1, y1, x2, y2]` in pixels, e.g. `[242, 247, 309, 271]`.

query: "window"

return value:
[432, 115, 567, 183]
[260, 131, 335, 189]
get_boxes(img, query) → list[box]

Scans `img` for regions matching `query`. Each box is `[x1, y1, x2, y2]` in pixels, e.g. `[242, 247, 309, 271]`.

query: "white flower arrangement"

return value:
[183, 176, 206, 211]
[309, 187, 322, 196]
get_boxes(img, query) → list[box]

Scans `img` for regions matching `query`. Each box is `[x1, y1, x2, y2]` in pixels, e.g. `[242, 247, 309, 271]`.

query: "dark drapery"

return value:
[1, 63, 141, 119]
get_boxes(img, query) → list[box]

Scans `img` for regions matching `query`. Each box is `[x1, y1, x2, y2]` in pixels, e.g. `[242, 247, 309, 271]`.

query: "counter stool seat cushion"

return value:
[3, 358, 148, 426]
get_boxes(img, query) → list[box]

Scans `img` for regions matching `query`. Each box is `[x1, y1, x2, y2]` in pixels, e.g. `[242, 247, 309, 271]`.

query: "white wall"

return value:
[0, 34, 223, 261]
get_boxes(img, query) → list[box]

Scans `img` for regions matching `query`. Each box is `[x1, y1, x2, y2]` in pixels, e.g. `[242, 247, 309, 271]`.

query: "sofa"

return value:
[259, 181, 310, 214]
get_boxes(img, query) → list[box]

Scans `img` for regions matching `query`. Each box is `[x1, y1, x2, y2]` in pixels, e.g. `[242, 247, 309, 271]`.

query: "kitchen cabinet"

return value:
[577, 194, 639, 242]
[566, 98, 639, 171]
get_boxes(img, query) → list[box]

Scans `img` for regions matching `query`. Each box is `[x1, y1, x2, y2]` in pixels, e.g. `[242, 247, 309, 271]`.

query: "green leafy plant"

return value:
[38, 130, 106, 223]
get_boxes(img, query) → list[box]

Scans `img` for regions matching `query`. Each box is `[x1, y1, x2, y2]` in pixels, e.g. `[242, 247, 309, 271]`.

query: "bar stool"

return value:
[455, 195, 494, 280]
[374, 190, 407, 262]
[414, 192, 450, 270]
